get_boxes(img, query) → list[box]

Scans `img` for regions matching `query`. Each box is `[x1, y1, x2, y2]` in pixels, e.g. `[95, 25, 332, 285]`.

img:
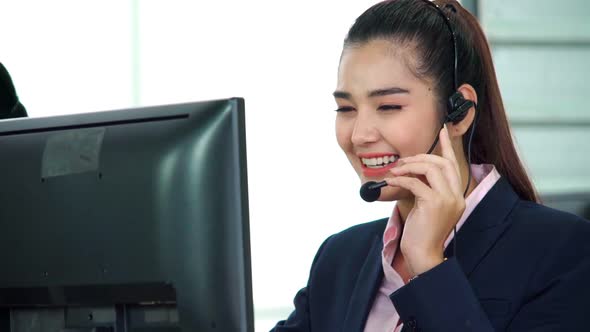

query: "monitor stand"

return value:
[4, 304, 181, 332]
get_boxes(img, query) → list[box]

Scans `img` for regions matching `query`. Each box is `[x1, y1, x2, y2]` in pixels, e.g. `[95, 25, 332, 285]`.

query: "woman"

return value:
[272, 0, 590, 331]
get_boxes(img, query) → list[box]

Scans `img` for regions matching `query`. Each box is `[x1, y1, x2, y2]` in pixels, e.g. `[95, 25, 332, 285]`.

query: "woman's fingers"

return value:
[385, 175, 433, 200]
[390, 161, 451, 194]
[397, 155, 462, 196]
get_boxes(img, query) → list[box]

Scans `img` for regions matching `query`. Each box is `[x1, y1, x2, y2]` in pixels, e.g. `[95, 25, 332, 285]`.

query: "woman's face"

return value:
[335, 39, 442, 201]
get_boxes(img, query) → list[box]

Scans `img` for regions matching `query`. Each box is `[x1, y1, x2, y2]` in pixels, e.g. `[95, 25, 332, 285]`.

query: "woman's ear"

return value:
[448, 83, 478, 138]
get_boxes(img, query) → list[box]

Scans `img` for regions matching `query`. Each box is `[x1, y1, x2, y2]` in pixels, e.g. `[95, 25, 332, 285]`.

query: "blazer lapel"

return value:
[342, 235, 384, 332]
[400, 179, 520, 332]
[445, 177, 520, 276]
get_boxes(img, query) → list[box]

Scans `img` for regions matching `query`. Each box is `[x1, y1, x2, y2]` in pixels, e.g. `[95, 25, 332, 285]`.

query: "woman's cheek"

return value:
[335, 119, 354, 150]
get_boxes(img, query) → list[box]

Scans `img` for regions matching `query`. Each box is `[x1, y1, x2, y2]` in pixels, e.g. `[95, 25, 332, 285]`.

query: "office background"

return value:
[1, 0, 589, 330]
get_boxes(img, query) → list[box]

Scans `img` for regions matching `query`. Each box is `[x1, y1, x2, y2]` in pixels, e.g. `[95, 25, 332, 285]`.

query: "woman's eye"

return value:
[378, 105, 402, 111]
[335, 106, 355, 113]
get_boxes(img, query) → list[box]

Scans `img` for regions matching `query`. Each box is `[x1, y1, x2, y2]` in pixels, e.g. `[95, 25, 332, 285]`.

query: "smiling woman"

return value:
[335, 38, 446, 203]
[271, 0, 590, 331]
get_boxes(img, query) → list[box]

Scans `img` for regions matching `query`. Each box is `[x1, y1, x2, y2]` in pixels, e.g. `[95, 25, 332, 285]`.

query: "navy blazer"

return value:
[271, 178, 590, 331]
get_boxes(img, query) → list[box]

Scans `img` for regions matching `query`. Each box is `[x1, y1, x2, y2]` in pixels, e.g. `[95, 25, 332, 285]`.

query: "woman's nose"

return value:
[351, 111, 379, 146]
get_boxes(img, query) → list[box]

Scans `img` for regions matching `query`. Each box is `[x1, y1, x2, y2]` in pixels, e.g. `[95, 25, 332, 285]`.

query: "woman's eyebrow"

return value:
[368, 87, 410, 97]
[333, 90, 352, 100]
[332, 87, 410, 100]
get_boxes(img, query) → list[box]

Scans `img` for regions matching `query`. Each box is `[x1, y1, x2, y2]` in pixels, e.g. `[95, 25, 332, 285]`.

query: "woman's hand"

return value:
[385, 124, 466, 277]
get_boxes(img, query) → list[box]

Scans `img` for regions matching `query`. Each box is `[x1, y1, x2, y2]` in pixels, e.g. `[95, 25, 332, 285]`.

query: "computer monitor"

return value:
[0, 98, 253, 332]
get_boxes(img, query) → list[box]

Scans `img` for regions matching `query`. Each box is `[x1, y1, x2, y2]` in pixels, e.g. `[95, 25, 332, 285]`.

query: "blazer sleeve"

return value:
[389, 257, 495, 331]
[389, 223, 590, 331]
[270, 287, 312, 332]
[270, 235, 334, 332]
[506, 256, 590, 331]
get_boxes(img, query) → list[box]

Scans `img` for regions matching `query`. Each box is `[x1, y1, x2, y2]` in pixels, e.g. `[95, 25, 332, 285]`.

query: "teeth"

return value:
[361, 155, 398, 168]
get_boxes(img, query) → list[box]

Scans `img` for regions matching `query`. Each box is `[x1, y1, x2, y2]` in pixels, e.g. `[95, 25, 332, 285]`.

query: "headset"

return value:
[424, 0, 476, 124]
[360, 1, 479, 203]
[420, 0, 479, 259]
[358, 0, 481, 276]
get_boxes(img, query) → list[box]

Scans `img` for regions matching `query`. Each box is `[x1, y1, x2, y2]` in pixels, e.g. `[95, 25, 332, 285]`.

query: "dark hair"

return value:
[343, 0, 539, 203]
[0, 63, 28, 119]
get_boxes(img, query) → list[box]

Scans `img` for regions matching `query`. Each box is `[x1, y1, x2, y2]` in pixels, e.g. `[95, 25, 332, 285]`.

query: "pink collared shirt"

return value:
[363, 164, 501, 332]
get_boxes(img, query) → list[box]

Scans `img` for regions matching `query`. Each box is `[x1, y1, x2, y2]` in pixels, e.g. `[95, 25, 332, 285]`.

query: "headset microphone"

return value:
[358, 120, 448, 203]
[360, 181, 386, 202]
[358, 0, 476, 204]
[358, 93, 475, 202]
[357, 0, 480, 265]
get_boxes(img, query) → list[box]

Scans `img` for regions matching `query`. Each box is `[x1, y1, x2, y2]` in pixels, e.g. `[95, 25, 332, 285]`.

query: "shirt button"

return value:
[407, 317, 418, 330]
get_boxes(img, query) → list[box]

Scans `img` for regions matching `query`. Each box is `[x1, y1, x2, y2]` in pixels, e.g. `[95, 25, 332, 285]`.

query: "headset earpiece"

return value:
[446, 91, 474, 124]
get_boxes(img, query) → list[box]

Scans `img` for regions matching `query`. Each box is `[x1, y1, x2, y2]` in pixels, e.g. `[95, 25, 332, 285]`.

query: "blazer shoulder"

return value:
[509, 200, 590, 283]
[511, 200, 590, 238]
[311, 217, 388, 268]
[329, 217, 388, 246]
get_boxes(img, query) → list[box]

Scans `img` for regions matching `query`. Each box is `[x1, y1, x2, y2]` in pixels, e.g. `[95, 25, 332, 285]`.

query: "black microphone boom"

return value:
[360, 181, 387, 202]
[358, 122, 444, 202]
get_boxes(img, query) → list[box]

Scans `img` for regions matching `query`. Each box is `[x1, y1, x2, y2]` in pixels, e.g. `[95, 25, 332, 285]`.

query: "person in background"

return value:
[272, 0, 590, 331]
[0, 62, 28, 119]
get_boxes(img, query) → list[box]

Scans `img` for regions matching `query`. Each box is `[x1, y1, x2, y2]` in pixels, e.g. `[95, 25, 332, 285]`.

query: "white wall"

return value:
[1, 1, 135, 115]
[1, 1, 392, 330]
